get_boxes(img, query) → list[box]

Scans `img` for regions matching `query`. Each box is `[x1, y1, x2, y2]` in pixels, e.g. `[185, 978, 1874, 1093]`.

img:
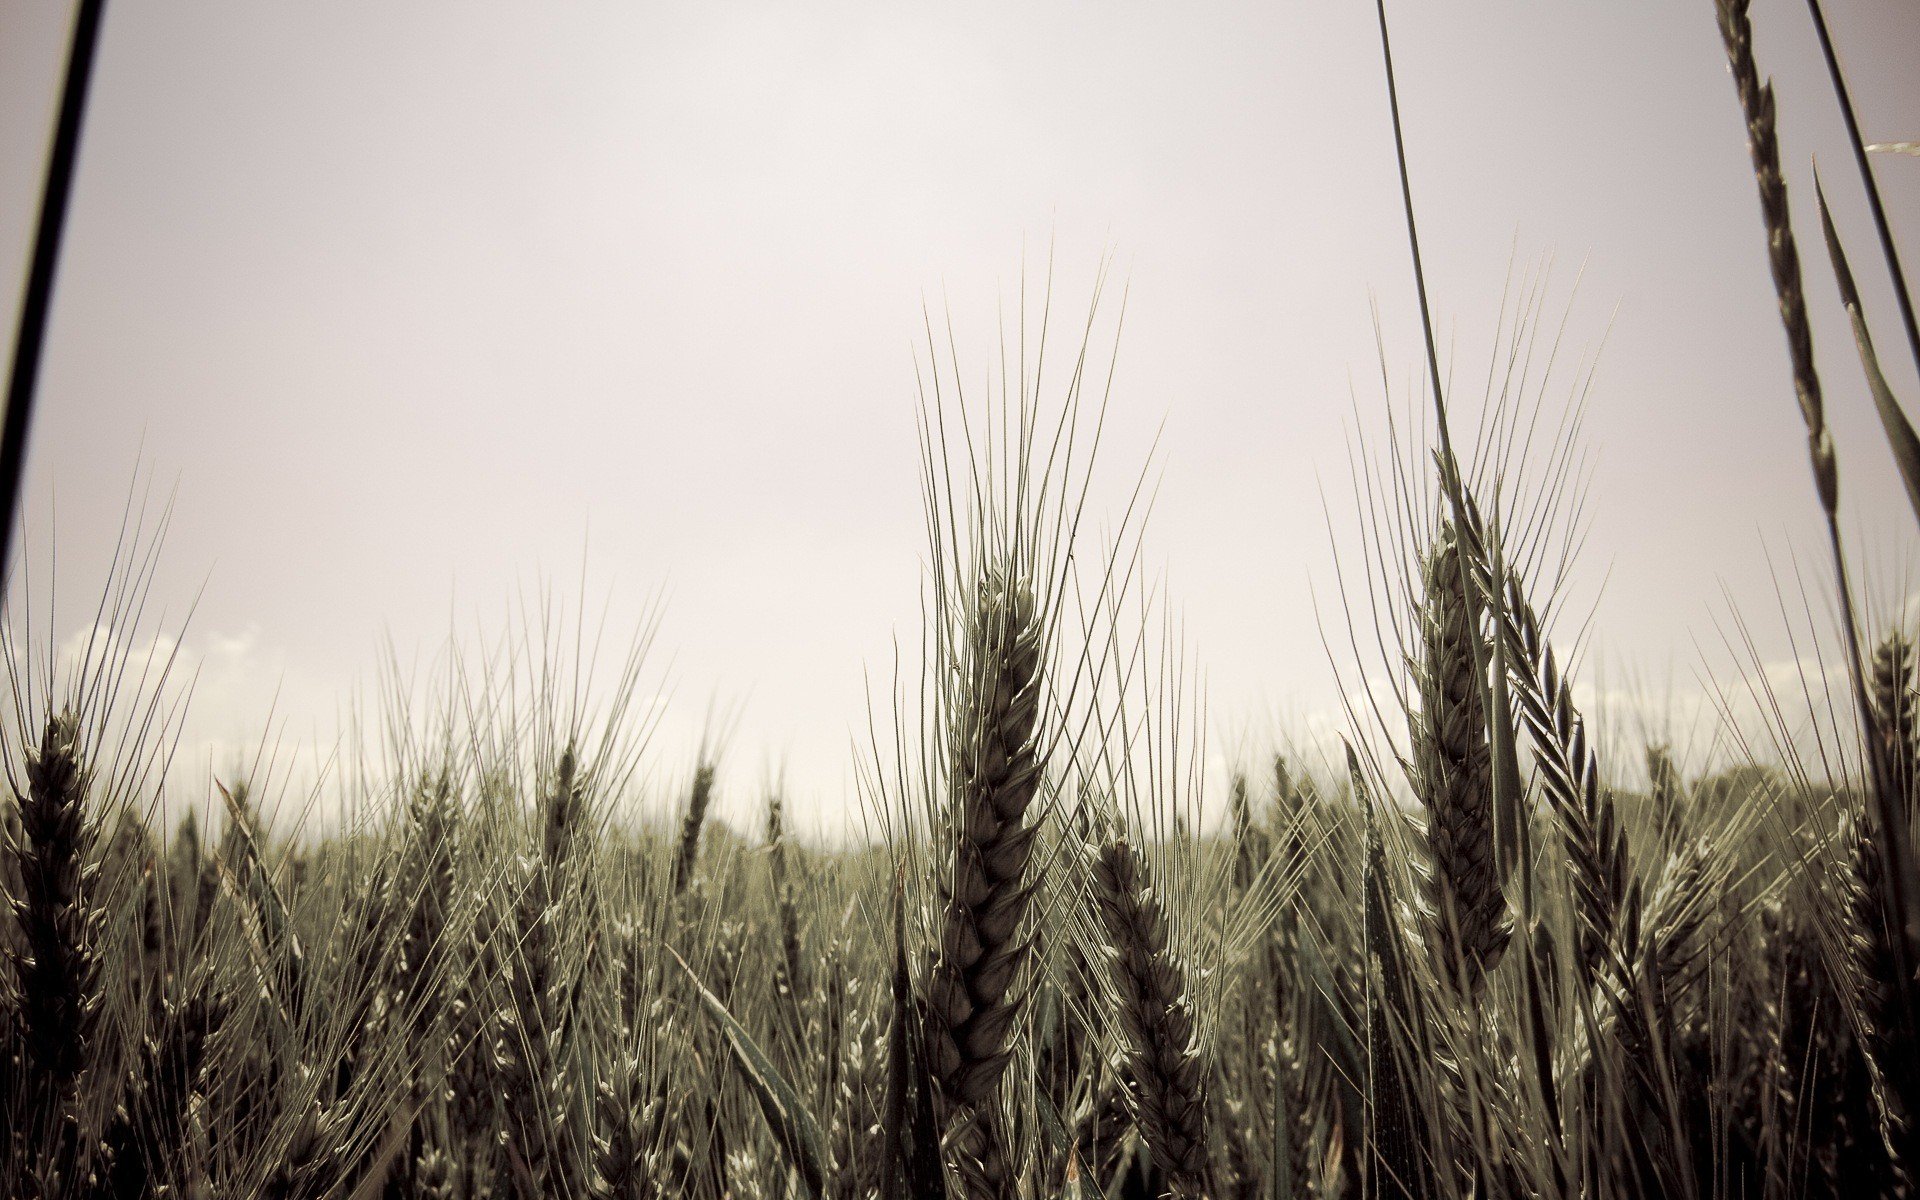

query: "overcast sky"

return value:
[2, 1, 1916, 835]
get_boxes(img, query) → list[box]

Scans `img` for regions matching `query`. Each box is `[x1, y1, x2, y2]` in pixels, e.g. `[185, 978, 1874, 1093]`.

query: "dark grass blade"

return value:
[2, 0, 107, 586]
[1355, 745, 1431, 1200]
[671, 946, 830, 1200]
[1804, 0, 1920, 383]
[1269, 1057, 1293, 1200]
[881, 870, 944, 1200]
[1816, 172, 1920, 528]
[1481, 501, 1531, 894]
[1062, 1148, 1096, 1200]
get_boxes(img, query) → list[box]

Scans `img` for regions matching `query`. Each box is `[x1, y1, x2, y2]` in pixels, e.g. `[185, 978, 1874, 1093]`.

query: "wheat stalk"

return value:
[921, 567, 1045, 1200]
[1495, 571, 1631, 989]
[672, 760, 715, 899]
[1872, 633, 1917, 823]
[1838, 799, 1919, 1167]
[1259, 758, 1340, 1199]
[1349, 749, 1434, 1200]
[2, 709, 105, 1188]
[1411, 521, 1511, 995]
[1711, 0, 1920, 1031]
[492, 746, 594, 1197]
[1088, 836, 1210, 1200]
[766, 790, 807, 1002]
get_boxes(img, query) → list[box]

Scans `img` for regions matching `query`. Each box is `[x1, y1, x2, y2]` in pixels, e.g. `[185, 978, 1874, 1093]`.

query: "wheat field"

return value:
[3, 1, 1919, 1198]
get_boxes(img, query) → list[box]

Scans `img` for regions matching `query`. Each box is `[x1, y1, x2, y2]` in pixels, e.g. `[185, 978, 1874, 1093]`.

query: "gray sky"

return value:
[3, 0, 1917, 834]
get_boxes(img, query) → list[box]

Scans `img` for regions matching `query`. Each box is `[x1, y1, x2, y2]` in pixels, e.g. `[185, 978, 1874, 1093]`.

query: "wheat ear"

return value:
[766, 790, 806, 1000]
[1088, 837, 1211, 1200]
[1495, 572, 1632, 988]
[922, 568, 1045, 1199]
[4, 710, 104, 1146]
[672, 760, 715, 899]
[1411, 522, 1510, 995]
[495, 745, 590, 1197]
[1871, 633, 1917, 823]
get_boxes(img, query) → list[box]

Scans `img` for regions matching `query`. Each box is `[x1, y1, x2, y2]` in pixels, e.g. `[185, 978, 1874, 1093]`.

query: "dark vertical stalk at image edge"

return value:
[2, 0, 110, 585]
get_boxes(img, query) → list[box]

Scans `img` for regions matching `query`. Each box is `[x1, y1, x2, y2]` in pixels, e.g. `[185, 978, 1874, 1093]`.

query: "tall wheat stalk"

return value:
[923, 568, 1045, 1200]
[1711, 0, 1920, 1102]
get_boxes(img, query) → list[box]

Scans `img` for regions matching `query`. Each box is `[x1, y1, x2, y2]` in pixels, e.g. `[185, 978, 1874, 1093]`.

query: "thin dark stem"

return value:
[3, 0, 109, 586]
[1806, 0, 1920, 383]
[1372, 0, 1454, 466]
[1372, 0, 1529, 891]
